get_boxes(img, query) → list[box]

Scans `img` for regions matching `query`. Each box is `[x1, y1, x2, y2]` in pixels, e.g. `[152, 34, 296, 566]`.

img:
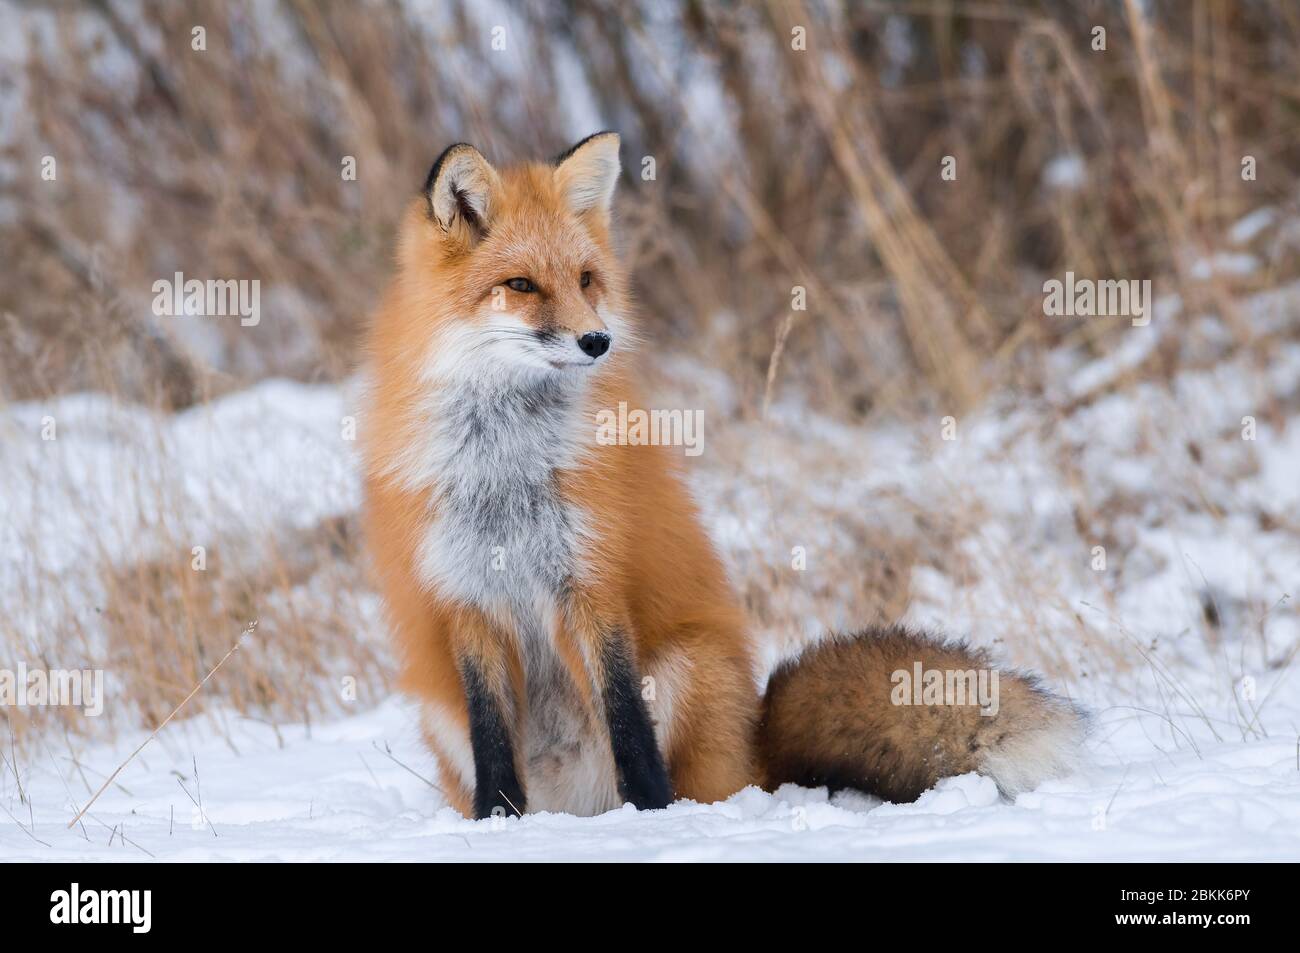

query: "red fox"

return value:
[362, 132, 1085, 819]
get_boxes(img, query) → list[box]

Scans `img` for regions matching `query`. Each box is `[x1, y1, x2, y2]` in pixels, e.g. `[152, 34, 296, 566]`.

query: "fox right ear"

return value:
[423, 143, 500, 242]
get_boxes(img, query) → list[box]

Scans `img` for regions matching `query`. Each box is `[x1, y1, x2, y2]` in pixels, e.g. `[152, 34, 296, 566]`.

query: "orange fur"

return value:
[362, 136, 757, 815]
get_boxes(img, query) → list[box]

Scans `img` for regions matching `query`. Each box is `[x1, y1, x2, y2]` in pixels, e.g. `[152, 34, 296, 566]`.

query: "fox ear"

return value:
[424, 143, 500, 241]
[553, 131, 620, 220]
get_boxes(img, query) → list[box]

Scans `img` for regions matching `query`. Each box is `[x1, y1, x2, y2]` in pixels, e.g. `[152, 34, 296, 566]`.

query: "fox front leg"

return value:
[596, 632, 673, 811]
[453, 614, 526, 820]
[459, 659, 526, 820]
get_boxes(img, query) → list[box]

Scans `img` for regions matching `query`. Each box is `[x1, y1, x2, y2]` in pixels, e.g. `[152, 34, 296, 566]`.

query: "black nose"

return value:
[577, 331, 611, 359]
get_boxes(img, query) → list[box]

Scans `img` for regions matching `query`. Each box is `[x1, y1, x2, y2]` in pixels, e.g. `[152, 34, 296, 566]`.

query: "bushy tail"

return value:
[758, 625, 1085, 802]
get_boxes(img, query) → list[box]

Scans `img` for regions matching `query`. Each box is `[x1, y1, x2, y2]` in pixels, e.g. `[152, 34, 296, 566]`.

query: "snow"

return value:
[4, 697, 1299, 861]
[1189, 251, 1259, 280]
[4, 285, 1300, 861]
[1043, 154, 1087, 191]
[1230, 208, 1276, 245]
[0, 379, 361, 647]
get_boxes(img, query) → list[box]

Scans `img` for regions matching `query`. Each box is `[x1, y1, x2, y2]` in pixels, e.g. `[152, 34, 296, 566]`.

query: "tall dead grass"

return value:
[6, 1, 1297, 408]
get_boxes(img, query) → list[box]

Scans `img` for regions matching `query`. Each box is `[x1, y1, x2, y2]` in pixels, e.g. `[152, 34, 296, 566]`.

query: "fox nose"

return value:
[577, 331, 611, 359]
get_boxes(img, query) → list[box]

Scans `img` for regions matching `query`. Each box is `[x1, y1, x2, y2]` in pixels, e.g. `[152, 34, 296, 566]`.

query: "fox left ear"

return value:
[553, 131, 621, 220]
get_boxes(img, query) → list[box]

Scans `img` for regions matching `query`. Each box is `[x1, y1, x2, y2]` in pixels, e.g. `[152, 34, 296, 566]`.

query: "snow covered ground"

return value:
[3, 285, 1299, 861]
[3, 695, 1299, 861]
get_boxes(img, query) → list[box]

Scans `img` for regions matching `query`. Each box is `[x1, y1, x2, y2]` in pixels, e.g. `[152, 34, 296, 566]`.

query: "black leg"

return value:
[601, 636, 673, 810]
[460, 661, 526, 820]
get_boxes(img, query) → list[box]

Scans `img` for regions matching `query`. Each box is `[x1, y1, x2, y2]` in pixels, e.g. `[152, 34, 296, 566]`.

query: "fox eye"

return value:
[580, 271, 592, 288]
[505, 277, 536, 293]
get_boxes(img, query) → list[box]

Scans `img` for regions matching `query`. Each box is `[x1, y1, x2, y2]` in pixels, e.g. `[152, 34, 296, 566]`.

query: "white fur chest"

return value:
[413, 373, 621, 815]
[413, 375, 591, 634]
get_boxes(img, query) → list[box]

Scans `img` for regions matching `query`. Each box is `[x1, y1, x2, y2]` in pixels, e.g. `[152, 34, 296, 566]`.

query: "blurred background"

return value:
[8, 0, 1299, 409]
[2, 1, 1298, 755]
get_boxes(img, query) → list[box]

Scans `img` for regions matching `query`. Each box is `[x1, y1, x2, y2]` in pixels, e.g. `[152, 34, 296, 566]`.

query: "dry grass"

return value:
[3, 0, 1299, 752]
[7, 1, 1297, 407]
[98, 515, 381, 732]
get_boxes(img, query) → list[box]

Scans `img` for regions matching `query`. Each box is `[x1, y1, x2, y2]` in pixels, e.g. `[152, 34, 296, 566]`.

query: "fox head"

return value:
[393, 132, 631, 383]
